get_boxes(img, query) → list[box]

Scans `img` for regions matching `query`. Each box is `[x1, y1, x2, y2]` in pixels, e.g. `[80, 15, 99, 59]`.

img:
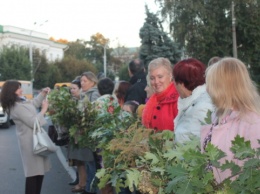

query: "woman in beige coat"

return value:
[0, 80, 51, 194]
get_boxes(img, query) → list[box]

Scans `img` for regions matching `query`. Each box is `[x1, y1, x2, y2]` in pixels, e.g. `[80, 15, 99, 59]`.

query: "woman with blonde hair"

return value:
[201, 57, 260, 183]
[80, 71, 100, 194]
[142, 57, 179, 131]
[80, 71, 100, 101]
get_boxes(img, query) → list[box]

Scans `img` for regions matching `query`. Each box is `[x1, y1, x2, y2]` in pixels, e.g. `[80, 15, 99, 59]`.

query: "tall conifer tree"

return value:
[139, 6, 181, 68]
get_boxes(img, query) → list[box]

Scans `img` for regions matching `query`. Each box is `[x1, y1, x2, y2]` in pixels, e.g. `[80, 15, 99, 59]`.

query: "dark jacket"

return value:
[124, 71, 147, 104]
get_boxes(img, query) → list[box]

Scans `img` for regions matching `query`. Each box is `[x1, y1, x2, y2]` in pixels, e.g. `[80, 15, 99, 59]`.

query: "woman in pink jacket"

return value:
[201, 57, 260, 183]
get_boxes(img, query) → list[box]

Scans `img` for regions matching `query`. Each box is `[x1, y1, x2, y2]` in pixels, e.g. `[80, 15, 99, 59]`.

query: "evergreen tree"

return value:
[139, 5, 181, 68]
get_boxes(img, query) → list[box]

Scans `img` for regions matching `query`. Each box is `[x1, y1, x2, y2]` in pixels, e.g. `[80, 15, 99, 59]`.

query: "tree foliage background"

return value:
[33, 50, 50, 89]
[155, 0, 260, 83]
[139, 6, 181, 69]
[0, 46, 31, 81]
[51, 56, 97, 84]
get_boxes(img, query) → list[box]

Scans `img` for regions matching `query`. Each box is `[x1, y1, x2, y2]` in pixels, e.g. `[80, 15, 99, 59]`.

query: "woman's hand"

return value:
[40, 99, 49, 115]
[41, 87, 51, 96]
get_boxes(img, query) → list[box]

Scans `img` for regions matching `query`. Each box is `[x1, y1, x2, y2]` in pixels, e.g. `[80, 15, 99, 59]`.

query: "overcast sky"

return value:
[1, 0, 159, 47]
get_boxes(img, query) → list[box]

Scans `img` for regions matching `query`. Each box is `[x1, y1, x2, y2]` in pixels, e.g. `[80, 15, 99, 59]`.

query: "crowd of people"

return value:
[1, 55, 260, 194]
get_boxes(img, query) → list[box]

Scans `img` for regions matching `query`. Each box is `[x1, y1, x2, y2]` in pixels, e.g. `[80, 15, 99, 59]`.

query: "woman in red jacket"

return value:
[142, 57, 179, 131]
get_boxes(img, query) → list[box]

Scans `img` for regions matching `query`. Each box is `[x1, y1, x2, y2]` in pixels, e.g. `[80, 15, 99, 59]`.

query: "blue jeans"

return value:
[85, 160, 97, 193]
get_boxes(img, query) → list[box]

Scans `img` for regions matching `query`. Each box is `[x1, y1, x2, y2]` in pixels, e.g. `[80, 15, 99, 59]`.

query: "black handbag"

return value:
[48, 125, 70, 146]
[56, 132, 70, 146]
[48, 125, 58, 143]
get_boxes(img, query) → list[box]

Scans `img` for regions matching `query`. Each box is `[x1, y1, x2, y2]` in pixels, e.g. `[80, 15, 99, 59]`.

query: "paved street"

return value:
[0, 124, 78, 194]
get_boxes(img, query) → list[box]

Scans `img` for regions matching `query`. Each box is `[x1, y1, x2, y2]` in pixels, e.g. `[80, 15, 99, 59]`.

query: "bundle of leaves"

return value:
[96, 124, 260, 194]
[107, 122, 154, 168]
[48, 88, 98, 150]
[90, 106, 136, 151]
[160, 135, 260, 194]
[96, 122, 155, 193]
[218, 136, 260, 193]
[68, 96, 98, 150]
[47, 87, 78, 129]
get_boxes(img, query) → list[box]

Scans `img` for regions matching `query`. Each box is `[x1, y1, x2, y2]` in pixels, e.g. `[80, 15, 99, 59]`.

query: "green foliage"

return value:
[33, 50, 51, 89]
[139, 5, 181, 68]
[91, 108, 137, 169]
[203, 110, 213, 125]
[48, 87, 98, 150]
[230, 135, 255, 159]
[46, 86, 260, 194]
[52, 56, 97, 83]
[156, 0, 260, 82]
[64, 35, 121, 79]
[97, 121, 260, 194]
[220, 136, 260, 193]
[118, 63, 130, 81]
[0, 45, 31, 80]
[47, 64, 62, 88]
[69, 96, 98, 150]
[47, 87, 135, 152]
[65, 40, 86, 60]
[47, 87, 78, 129]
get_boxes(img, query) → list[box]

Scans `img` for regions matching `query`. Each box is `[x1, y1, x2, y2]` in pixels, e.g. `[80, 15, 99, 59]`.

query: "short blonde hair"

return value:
[206, 57, 260, 118]
[148, 57, 173, 77]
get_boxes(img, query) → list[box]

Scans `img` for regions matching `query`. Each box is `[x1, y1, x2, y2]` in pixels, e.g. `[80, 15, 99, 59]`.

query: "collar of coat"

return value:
[177, 84, 207, 112]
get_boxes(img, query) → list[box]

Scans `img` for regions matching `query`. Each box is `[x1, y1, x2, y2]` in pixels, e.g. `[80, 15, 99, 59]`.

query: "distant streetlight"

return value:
[29, 20, 48, 81]
[103, 44, 107, 77]
[97, 43, 108, 77]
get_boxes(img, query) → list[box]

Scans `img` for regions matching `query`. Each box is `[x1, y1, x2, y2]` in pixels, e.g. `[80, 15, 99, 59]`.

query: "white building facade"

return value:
[0, 25, 68, 62]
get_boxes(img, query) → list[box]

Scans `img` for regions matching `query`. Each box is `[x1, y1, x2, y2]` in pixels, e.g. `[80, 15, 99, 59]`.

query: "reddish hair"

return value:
[173, 58, 206, 91]
[114, 81, 131, 105]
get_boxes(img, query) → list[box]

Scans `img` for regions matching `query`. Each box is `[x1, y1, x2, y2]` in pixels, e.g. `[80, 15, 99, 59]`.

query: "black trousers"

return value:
[25, 175, 44, 194]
